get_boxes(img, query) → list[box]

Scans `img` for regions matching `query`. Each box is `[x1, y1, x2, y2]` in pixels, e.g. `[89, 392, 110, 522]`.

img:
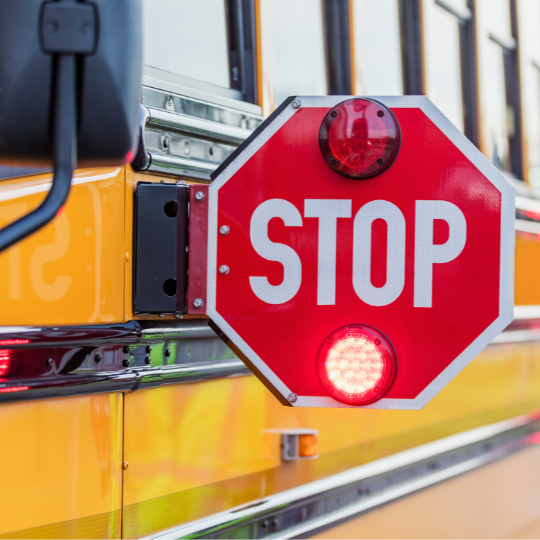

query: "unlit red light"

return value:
[319, 98, 400, 180]
[316, 325, 397, 406]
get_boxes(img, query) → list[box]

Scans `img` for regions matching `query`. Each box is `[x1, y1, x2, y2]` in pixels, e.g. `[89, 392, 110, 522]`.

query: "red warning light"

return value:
[319, 98, 401, 180]
[316, 325, 397, 406]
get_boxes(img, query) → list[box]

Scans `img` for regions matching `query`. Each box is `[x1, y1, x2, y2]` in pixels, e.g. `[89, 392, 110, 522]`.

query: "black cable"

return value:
[0, 53, 76, 252]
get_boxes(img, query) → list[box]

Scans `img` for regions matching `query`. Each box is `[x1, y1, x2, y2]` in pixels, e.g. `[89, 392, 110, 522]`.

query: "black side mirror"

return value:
[0, 0, 142, 252]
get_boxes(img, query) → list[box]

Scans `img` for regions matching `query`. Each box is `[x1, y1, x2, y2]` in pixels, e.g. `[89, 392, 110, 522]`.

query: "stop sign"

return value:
[202, 96, 515, 409]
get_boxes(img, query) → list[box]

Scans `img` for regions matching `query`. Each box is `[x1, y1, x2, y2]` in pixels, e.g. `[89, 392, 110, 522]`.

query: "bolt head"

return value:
[122, 359, 130, 368]
[219, 225, 230, 235]
[94, 354, 101, 364]
[45, 358, 53, 367]
[291, 99, 301, 110]
[288, 393, 298, 403]
[145, 345, 152, 354]
[123, 461, 129, 470]
[144, 355, 151, 365]
[219, 265, 230, 275]
[193, 298, 204, 308]
[165, 348, 171, 357]
[123, 345, 130, 354]
[195, 191, 205, 201]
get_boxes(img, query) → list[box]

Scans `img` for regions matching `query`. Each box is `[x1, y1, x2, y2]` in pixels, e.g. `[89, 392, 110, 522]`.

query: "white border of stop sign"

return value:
[207, 95, 515, 409]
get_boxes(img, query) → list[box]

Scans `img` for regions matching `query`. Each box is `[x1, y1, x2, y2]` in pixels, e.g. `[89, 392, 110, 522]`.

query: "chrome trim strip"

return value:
[0, 360, 250, 404]
[514, 305, 540, 319]
[142, 66, 262, 115]
[147, 107, 252, 145]
[143, 415, 539, 540]
[491, 328, 540, 344]
[148, 153, 217, 181]
[516, 195, 540, 214]
[515, 218, 540, 234]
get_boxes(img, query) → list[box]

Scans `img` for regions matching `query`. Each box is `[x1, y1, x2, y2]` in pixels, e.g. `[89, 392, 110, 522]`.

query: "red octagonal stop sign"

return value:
[199, 96, 515, 409]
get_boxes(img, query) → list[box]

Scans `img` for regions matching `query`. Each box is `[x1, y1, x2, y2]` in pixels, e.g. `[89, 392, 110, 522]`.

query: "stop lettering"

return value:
[201, 96, 515, 409]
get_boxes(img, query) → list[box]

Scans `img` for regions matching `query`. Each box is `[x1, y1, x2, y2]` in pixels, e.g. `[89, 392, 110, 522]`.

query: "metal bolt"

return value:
[195, 191, 205, 201]
[377, 158, 384, 165]
[145, 345, 152, 354]
[94, 354, 101, 364]
[123, 461, 129, 470]
[165, 348, 171, 357]
[288, 393, 298, 403]
[122, 359, 130, 368]
[123, 345, 130, 354]
[219, 225, 230, 235]
[331, 111, 337, 118]
[193, 298, 204, 308]
[377, 110, 384, 117]
[45, 358, 53, 367]
[163, 137, 169, 149]
[219, 265, 229, 275]
[291, 99, 301, 109]
[330, 158, 337, 166]
[144, 356, 151, 365]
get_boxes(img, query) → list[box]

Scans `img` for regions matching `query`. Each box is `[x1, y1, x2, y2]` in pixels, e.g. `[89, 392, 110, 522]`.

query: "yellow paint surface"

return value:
[0, 168, 125, 325]
[515, 233, 540, 305]
[0, 394, 123, 537]
[313, 445, 540, 539]
[122, 341, 540, 534]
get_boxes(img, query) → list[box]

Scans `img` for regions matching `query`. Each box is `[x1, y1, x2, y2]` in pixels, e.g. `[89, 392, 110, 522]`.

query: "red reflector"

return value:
[319, 98, 400, 180]
[316, 325, 397, 406]
[0, 386, 30, 393]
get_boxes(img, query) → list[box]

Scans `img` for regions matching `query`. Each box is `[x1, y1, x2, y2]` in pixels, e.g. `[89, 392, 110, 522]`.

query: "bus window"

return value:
[476, 0, 515, 172]
[351, 0, 403, 95]
[517, 0, 540, 187]
[423, 0, 469, 132]
[274, 0, 328, 106]
[142, 0, 230, 89]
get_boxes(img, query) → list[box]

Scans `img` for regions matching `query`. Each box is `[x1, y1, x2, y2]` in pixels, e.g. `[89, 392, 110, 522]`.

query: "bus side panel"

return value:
[122, 340, 540, 538]
[0, 394, 123, 539]
[0, 167, 125, 326]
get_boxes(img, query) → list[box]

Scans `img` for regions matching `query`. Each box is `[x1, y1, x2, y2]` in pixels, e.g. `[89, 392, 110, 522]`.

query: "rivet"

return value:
[193, 298, 204, 308]
[125, 252, 130, 261]
[288, 393, 298, 403]
[122, 359, 130, 368]
[45, 358, 53, 367]
[163, 137, 169, 149]
[330, 158, 337, 166]
[331, 111, 337, 118]
[377, 158, 384, 165]
[94, 354, 101, 364]
[165, 348, 171, 357]
[195, 191, 205, 201]
[291, 99, 301, 109]
[123, 345, 130, 354]
[144, 355, 151, 365]
[145, 345, 152, 354]
[219, 225, 230, 235]
[377, 110, 384, 117]
[219, 265, 229, 275]
[123, 461, 129, 470]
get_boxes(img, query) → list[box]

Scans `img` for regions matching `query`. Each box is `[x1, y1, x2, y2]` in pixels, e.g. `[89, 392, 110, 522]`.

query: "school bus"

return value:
[1, 0, 540, 538]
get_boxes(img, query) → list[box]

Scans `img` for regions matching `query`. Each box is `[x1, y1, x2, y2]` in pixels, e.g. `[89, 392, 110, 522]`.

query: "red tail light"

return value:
[316, 325, 397, 406]
[0, 340, 29, 377]
[319, 98, 400, 180]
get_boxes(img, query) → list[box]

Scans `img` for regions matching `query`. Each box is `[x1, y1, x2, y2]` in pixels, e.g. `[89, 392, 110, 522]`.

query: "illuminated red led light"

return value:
[319, 98, 401, 180]
[316, 325, 397, 406]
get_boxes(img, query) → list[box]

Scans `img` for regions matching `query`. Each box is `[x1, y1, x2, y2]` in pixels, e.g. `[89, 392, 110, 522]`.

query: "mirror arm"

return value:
[0, 53, 76, 253]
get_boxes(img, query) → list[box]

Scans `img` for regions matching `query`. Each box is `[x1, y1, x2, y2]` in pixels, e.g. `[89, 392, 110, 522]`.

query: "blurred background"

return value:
[142, 0, 540, 187]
